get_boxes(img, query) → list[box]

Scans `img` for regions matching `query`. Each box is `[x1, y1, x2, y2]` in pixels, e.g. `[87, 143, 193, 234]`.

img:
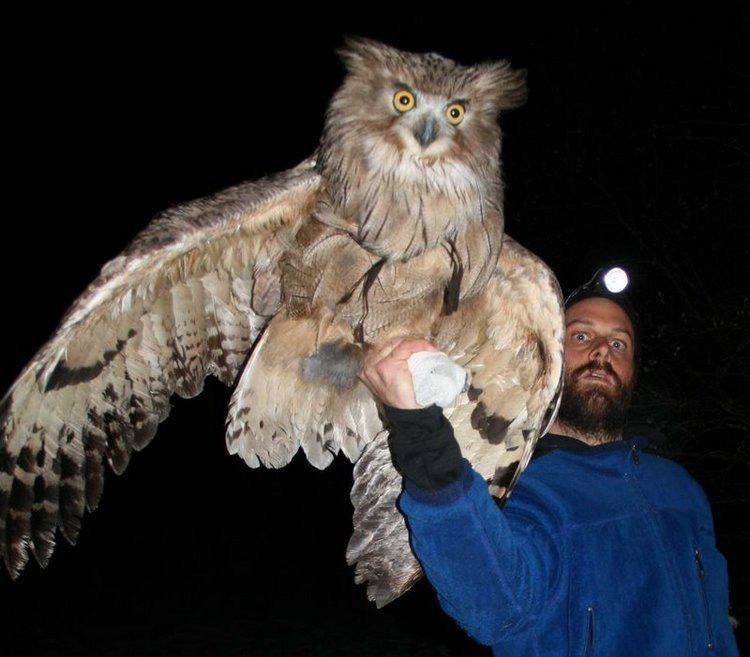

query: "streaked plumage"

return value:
[0, 38, 564, 607]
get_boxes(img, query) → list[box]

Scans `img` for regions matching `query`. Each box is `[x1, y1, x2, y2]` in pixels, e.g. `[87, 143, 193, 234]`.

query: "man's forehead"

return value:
[565, 297, 634, 337]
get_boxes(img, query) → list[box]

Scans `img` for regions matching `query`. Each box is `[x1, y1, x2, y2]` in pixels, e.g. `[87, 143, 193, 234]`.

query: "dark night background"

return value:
[2, 3, 748, 655]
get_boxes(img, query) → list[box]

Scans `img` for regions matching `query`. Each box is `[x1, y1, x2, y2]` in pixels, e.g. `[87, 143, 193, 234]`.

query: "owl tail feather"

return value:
[225, 315, 381, 470]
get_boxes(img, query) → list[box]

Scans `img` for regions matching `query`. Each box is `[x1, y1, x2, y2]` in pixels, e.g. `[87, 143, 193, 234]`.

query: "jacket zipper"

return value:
[582, 606, 594, 657]
[693, 546, 715, 650]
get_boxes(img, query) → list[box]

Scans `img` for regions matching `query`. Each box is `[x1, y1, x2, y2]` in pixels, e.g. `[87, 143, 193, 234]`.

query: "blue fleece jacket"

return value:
[397, 435, 739, 656]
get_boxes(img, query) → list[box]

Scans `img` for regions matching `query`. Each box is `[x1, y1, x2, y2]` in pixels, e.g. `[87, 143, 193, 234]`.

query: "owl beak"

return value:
[414, 116, 438, 148]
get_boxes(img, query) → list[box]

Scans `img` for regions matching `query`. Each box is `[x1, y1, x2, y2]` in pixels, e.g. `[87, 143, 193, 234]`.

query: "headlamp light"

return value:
[603, 267, 628, 294]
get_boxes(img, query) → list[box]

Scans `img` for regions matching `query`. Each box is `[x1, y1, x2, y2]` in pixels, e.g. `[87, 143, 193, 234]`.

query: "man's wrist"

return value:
[384, 404, 464, 491]
[384, 403, 444, 427]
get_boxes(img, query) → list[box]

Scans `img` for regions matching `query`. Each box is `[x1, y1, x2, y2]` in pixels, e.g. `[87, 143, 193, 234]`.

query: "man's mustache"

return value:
[571, 362, 623, 389]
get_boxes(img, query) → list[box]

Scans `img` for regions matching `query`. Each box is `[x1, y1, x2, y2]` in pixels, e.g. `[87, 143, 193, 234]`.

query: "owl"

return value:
[0, 38, 563, 607]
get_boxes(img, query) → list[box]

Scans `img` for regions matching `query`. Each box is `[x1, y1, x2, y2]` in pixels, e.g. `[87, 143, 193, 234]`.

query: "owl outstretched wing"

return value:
[347, 235, 564, 606]
[0, 157, 320, 578]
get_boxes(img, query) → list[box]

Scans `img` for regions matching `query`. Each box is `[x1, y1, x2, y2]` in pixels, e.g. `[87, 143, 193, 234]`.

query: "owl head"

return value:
[319, 37, 526, 194]
[316, 38, 526, 260]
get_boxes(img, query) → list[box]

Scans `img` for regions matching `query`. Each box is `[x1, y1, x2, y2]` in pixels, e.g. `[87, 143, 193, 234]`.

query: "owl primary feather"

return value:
[0, 38, 564, 607]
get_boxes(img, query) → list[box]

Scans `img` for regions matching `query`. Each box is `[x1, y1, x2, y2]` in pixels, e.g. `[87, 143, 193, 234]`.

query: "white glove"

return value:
[407, 351, 468, 409]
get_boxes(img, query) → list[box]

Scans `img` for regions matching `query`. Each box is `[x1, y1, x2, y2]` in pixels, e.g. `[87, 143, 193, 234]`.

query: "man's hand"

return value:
[358, 338, 439, 409]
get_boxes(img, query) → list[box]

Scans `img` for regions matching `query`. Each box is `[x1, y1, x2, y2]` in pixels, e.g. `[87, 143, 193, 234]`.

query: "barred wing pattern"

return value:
[0, 158, 320, 578]
[347, 236, 564, 607]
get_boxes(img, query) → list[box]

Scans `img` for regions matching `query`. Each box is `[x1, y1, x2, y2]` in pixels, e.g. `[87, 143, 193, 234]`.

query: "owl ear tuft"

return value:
[337, 35, 393, 76]
[475, 61, 528, 111]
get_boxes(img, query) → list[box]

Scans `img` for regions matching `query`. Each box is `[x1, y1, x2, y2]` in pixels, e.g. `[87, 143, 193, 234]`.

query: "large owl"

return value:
[0, 38, 563, 607]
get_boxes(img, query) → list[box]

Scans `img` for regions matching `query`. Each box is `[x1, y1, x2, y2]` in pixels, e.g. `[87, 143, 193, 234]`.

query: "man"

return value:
[359, 273, 739, 656]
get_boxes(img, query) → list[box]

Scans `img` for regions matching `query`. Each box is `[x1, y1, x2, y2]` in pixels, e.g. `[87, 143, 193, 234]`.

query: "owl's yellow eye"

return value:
[393, 90, 416, 112]
[446, 103, 465, 125]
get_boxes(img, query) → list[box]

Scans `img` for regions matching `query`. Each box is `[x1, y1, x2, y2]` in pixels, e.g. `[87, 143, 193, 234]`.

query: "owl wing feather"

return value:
[347, 235, 564, 606]
[452, 235, 565, 498]
[0, 157, 320, 578]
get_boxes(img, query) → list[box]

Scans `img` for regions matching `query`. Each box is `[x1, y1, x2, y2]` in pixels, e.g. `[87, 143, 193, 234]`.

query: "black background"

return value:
[2, 3, 748, 655]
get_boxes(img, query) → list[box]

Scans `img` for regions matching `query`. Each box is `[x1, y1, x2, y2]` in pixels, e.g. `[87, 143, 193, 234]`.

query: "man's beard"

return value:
[556, 361, 633, 444]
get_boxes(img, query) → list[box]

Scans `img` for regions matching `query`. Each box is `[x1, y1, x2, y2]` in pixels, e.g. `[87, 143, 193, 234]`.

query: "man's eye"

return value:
[611, 339, 625, 350]
[573, 332, 587, 342]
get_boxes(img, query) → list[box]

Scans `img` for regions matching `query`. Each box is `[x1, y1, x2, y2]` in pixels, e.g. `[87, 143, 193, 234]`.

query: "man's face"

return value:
[557, 297, 636, 440]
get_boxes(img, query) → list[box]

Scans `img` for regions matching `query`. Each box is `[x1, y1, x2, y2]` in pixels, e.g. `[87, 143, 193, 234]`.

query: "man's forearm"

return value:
[384, 404, 464, 491]
[385, 405, 562, 645]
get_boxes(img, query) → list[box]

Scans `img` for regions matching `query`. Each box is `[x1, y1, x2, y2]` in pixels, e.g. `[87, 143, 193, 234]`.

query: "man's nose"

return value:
[589, 337, 612, 362]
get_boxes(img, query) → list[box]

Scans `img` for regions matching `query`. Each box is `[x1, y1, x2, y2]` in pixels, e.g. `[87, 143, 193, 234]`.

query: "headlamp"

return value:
[564, 267, 631, 307]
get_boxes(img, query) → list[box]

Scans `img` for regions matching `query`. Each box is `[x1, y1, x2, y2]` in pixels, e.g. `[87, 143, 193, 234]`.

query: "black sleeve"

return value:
[383, 404, 464, 491]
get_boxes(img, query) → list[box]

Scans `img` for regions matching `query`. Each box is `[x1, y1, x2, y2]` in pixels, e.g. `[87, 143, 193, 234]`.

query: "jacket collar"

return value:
[532, 432, 650, 461]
